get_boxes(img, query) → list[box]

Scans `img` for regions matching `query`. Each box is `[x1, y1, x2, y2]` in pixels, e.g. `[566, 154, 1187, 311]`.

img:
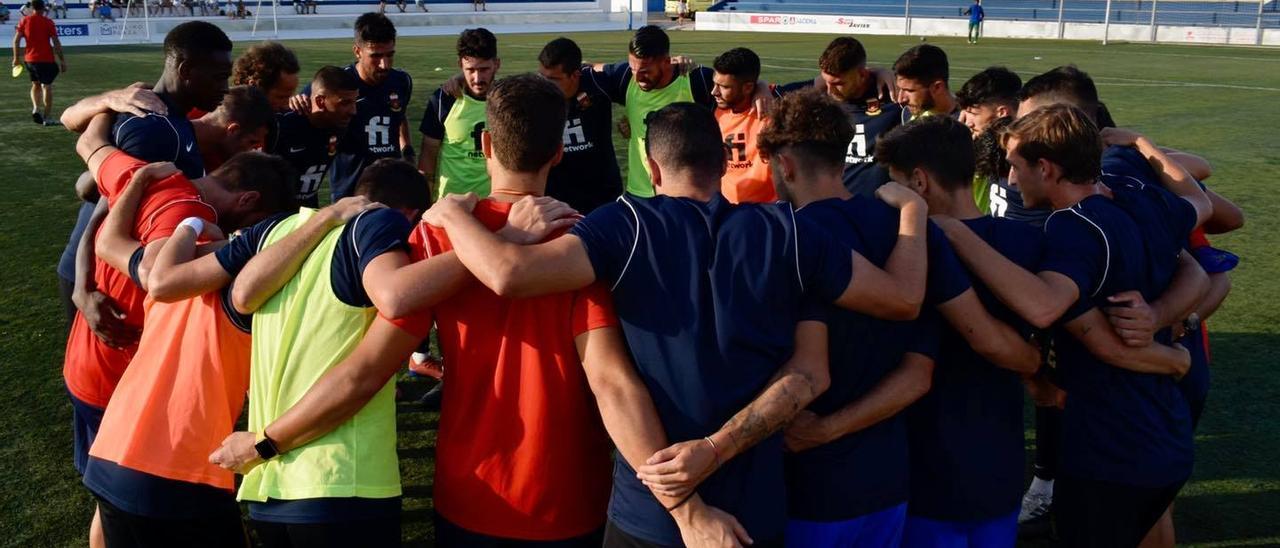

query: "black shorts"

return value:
[250, 515, 400, 548]
[435, 513, 603, 548]
[95, 493, 248, 548]
[1055, 475, 1184, 548]
[26, 61, 59, 85]
[68, 389, 104, 476]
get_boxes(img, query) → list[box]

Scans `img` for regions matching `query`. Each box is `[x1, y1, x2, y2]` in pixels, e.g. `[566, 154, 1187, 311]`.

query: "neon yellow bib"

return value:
[624, 73, 694, 197]
[238, 208, 399, 502]
[437, 93, 491, 200]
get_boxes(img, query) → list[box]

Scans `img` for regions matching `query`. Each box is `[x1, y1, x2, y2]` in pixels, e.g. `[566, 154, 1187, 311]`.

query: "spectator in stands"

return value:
[51, 0, 66, 19]
[473, 0, 484, 11]
[964, 0, 985, 44]
[305, 0, 317, 13]
[677, 0, 688, 24]
[0, 4, 10, 24]
[415, 0, 427, 12]
[96, 1, 114, 20]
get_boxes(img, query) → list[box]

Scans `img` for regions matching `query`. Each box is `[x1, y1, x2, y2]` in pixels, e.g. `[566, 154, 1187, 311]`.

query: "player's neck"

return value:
[190, 117, 231, 159]
[189, 176, 230, 210]
[488, 168, 548, 200]
[656, 176, 717, 202]
[1050, 179, 1103, 210]
[788, 172, 850, 207]
[727, 97, 752, 114]
[151, 77, 187, 113]
[927, 93, 958, 117]
[941, 189, 984, 220]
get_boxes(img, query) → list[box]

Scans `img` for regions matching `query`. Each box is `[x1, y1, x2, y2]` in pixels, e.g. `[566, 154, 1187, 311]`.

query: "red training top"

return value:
[17, 13, 56, 63]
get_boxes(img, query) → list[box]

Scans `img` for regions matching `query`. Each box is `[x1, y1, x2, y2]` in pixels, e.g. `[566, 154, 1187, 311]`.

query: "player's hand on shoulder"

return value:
[871, 66, 898, 101]
[674, 497, 754, 548]
[107, 82, 165, 118]
[499, 195, 580, 245]
[288, 93, 310, 115]
[131, 161, 179, 187]
[421, 192, 479, 227]
[617, 117, 631, 140]
[1103, 290, 1157, 347]
[1100, 127, 1145, 148]
[442, 74, 465, 99]
[322, 196, 385, 227]
[876, 181, 925, 210]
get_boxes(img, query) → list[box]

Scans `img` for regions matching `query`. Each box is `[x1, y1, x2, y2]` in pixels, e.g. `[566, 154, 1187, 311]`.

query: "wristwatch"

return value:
[1182, 312, 1202, 335]
[254, 433, 282, 460]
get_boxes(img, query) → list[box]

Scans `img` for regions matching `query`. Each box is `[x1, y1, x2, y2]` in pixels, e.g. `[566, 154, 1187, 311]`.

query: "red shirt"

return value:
[396, 199, 615, 540]
[63, 151, 217, 408]
[16, 13, 56, 63]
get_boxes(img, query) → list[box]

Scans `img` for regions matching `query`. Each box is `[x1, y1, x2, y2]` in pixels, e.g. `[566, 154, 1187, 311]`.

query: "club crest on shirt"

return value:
[866, 98, 882, 116]
[328, 135, 339, 156]
[389, 92, 402, 112]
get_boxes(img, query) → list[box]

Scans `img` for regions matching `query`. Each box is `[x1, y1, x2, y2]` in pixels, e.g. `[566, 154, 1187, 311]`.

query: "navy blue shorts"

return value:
[69, 389, 105, 476]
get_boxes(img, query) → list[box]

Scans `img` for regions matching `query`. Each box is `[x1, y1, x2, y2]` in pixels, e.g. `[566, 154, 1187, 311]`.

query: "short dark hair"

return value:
[1002, 103, 1102, 185]
[538, 37, 582, 76]
[818, 37, 867, 75]
[312, 65, 358, 93]
[354, 12, 396, 44]
[893, 44, 949, 86]
[232, 41, 300, 91]
[974, 116, 1013, 183]
[163, 21, 232, 65]
[218, 85, 274, 134]
[353, 159, 430, 212]
[875, 116, 975, 191]
[457, 28, 498, 60]
[30, 0, 45, 11]
[713, 47, 761, 82]
[629, 25, 670, 58]
[1018, 65, 1099, 111]
[644, 103, 725, 184]
[486, 74, 567, 173]
[957, 66, 1022, 109]
[211, 151, 299, 215]
[757, 88, 852, 173]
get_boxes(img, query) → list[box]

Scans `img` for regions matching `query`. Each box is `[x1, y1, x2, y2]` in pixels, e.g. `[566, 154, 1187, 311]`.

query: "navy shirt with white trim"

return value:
[570, 193, 852, 545]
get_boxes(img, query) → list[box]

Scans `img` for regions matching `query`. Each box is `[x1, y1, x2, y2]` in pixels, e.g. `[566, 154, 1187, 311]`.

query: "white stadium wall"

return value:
[50, 0, 643, 46]
[694, 11, 1280, 46]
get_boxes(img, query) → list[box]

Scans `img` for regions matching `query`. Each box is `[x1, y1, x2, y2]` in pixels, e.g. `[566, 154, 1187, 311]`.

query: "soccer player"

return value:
[267, 66, 360, 207]
[932, 105, 1198, 547]
[589, 25, 716, 197]
[231, 41, 301, 112]
[192, 85, 275, 171]
[538, 37, 624, 213]
[763, 90, 1038, 547]
[894, 44, 959, 122]
[11, 0, 65, 126]
[420, 28, 499, 199]
[956, 66, 1024, 216]
[779, 37, 902, 198]
[712, 47, 775, 203]
[964, 0, 985, 44]
[320, 13, 414, 201]
[82, 152, 308, 548]
[422, 101, 931, 547]
[211, 160, 430, 548]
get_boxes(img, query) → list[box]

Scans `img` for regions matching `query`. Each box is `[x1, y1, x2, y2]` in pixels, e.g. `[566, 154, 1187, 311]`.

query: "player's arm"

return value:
[1204, 189, 1244, 234]
[209, 316, 422, 473]
[230, 198, 383, 314]
[51, 32, 64, 71]
[1162, 148, 1211, 181]
[638, 321, 830, 498]
[94, 162, 178, 278]
[417, 91, 445, 188]
[1064, 308, 1190, 378]
[72, 198, 141, 349]
[933, 216, 1078, 329]
[785, 351, 934, 453]
[432, 194, 592, 298]
[60, 83, 165, 133]
[76, 113, 120, 177]
[418, 135, 440, 190]
[1102, 128, 1212, 227]
[935, 289, 1041, 374]
[1104, 251, 1209, 346]
[830, 183, 928, 321]
[146, 221, 232, 302]
[11, 27, 22, 68]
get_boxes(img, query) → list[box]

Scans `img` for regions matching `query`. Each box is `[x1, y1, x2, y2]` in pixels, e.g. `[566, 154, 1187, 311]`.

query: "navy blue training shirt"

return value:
[545, 66, 623, 214]
[988, 175, 1049, 228]
[570, 193, 852, 545]
[315, 65, 413, 201]
[112, 92, 205, 180]
[907, 215, 1043, 522]
[786, 196, 968, 522]
[267, 111, 344, 208]
[1039, 195, 1193, 488]
[776, 81, 902, 198]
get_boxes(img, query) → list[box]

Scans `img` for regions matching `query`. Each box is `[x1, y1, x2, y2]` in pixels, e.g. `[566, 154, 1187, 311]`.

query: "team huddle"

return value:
[48, 13, 1244, 548]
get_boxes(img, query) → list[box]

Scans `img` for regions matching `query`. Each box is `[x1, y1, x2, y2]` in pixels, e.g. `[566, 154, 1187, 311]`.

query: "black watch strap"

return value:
[254, 434, 281, 460]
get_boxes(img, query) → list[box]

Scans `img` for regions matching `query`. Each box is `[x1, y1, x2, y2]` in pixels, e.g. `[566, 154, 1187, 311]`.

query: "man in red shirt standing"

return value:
[11, 0, 66, 125]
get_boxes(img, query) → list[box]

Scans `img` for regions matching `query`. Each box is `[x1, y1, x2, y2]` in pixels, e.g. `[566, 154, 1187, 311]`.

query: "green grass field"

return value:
[1, 29, 1277, 547]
